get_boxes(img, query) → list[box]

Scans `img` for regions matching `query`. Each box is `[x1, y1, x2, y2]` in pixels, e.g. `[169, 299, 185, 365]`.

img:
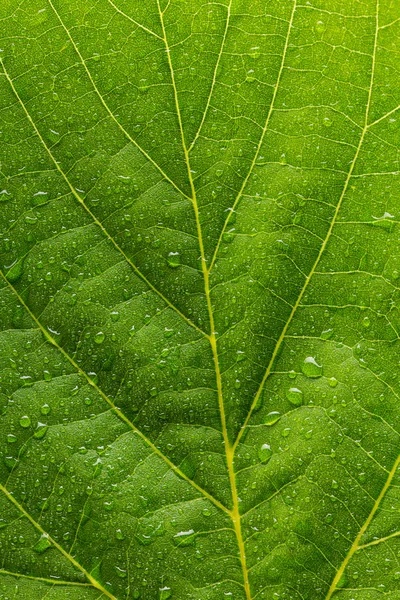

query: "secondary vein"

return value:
[0, 271, 230, 517]
[233, 0, 380, 453]
[0, 484, 117, 599]
[0, 58, 205, 338]
[208, 0, 298, 272]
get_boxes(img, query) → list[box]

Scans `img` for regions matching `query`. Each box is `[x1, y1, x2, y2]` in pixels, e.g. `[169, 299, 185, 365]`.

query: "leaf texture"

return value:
[0, 0, 400, 599]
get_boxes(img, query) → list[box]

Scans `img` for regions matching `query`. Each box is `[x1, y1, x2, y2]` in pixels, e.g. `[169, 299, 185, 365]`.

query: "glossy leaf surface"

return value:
[1, 0, 400, 599]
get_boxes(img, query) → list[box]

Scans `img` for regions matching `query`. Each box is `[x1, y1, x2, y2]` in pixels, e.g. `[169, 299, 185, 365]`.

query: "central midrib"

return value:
[157, 2, 252, 597]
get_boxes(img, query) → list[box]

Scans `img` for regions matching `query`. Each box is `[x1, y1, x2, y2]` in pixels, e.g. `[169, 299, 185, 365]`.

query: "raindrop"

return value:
[302, 357, 323, 378]
[286, 387, 303, 406]
[33, 534, 52, 554]
[19, 415, 31, 428]
[328, 377, 338, 388]
[264, 411, 281, 426]
[95, 331, 105, 344]
[167, 252, 180, 268]
[258, 443, 273, 463]
[33, 423, 48, 439]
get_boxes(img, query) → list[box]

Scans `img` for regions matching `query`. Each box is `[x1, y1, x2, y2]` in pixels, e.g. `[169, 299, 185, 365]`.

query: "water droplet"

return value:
[202, 508, 211, 517]
[264, 411, 281, 426]
[111, 311, 120, 322]
[288, 370, 297, 379]
[328, 377, 338, 388]
[7, 434, 17, 443]
[159, 587, 171, 600]
[323, 117, 333, 127]
[258, 443, 273, 463]
[173, 529, 195, 546]
[95, 331, 105, 344]
[114, 566, 127, 578]
[41, 404, 51, 415]
[249, 46, 260, 59]
[362, 316, 370, 328]
[33, 423, 48, 439]
[315, 20, 326, 33]
[321, 328, 333, 340]
[286, 387, 303, 406]
[6, 260, 23, 283]
[116, 528, 125, 540]
[167, 252, 180, 268]
[43, 370, 52, 381]
[302, 357, 323, 378]
[19, 415, 31, 428]
[33, 533, 52, 554]
[282, 427, 291, 438]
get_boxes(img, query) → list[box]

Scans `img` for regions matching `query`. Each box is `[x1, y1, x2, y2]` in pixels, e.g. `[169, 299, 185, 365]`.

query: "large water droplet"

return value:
[302, 357, 323, 378]
[264, 411, 281, 426]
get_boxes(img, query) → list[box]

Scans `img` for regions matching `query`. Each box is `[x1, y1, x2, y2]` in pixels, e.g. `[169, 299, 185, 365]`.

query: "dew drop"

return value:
[328, 377, 338, 388]
[41, 403, 51, 415]
[33, 423, 48, 439]
[167, 252, 180, 268]
[19, 415, 31, 428]
[258, 443, 273, 463]
[302, 357, 323, 378]
[95, 331, 105, 344]
[114, 566, 127, 578]
[264, 411, 281, 426]
[362, 316, 370, 328]
[286, 387, 303, 406]
[159, 587, 171, 600]
[33, 533, 52, 554]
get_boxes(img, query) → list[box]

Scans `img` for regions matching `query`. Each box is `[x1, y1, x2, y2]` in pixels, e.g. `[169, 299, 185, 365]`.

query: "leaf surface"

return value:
[1, 0, 400, 599]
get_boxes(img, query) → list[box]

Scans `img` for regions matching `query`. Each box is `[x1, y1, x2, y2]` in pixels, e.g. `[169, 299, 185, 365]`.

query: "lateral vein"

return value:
[0, 271, 230, 517]
[46, 0, 190, 200]
[209, 0, 298, 271]
[233, 0, 380, 452]
[0, 485, 116, 599]
[0, 57, 205, 338]
[325, 454, 400, 599]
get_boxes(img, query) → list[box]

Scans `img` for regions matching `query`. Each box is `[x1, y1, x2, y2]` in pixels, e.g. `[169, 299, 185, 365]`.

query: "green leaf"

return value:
[0, 0, 399, 599]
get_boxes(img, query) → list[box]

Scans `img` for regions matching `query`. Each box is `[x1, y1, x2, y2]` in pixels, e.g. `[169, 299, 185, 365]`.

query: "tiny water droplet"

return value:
[258, 443, 273, 463]
[19, 415, 31, 428]
[33, 534, 52, 554]
[328, 377, 338, 388]
[95, 331, 105, 344]
[167, 252, 180, 268]
[286, 387, 303, 406]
